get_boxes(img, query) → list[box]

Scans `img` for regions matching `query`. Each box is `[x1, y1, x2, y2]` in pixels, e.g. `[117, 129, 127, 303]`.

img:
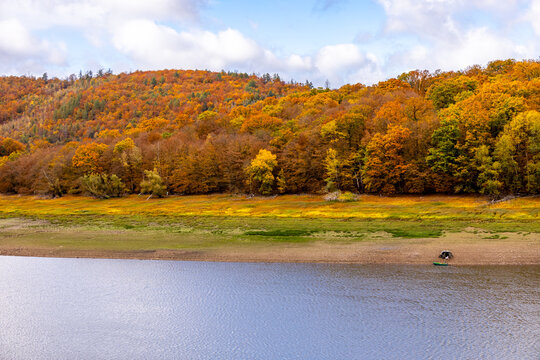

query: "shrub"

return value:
[338, 191, 358, 202]
[140, 169, 167, 198]
[324, 191, 358, 202]
[81, 173, 125, 199]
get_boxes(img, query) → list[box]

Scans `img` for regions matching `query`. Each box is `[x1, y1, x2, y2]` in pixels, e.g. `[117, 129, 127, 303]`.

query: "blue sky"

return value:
[0, 0, 538, 86]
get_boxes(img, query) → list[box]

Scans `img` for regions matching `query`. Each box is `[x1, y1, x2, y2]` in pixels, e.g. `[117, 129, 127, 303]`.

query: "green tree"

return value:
[488, 95, 525, 137]
[140, 169, 167, 198]
[427, 76, 477, 110]
[349, 148, 366, 192]
[474, 145, 502, 196]
[323, 148, 353, 192]
[426, 118, 460, 174]
[113, 137, 142, 192]
[81, 173, 125, 199]
[494, 134, 519, 192]
[426, 117, 460, 191]
[324, 148, 340, 192]
[494, 111, 540, 193]
[245, 79, 258, 93]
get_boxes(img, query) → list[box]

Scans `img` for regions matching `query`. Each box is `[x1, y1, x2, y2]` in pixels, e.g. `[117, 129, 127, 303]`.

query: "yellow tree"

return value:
[72, 142, 109, 174]
[324, 148, 353, 192]
[494, 110, 540, 193]
[245, 149, 277, 195]
[0, 137, 25, 156]
[324, 148, 340, 192]
[113, 137, 142, 192]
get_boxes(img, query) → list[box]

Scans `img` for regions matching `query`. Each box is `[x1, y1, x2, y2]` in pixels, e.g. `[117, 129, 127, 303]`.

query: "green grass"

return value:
[0, 194, 538, 253]
[385, 228, 444, 238]
[30, 213, 539, 239]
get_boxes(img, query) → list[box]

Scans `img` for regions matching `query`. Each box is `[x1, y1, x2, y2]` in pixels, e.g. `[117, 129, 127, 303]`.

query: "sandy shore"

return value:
[2, 244, 539, 265]
[1, 230, 538, 265]
[0, 213, 538, 265]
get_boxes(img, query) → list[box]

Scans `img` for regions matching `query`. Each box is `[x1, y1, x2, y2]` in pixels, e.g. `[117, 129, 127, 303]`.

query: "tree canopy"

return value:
[0, 60, 539, 197]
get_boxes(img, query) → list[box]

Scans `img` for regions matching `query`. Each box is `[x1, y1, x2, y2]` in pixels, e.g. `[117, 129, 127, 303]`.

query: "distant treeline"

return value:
[0, 59, 539, 197]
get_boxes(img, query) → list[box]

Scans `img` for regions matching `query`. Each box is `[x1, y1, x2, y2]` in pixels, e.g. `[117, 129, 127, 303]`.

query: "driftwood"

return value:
[489, 194, 535, 205]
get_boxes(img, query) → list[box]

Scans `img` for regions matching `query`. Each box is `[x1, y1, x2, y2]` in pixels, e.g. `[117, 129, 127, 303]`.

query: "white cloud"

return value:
[315, 44, 365, 73]
[0, 19, 66, 74]
[0, 0, 537, 86]
[439, 27, 530, 68]
[0, 0, 206, 75]
[0, 0, 204, 29]
[0, 0, 383, 85]
[286, 54, 312, 71]
[396, 27, 533, 72]
[111, 21, 381, 86]
[314, 44, 382, 85]
[377, 0, 538, 76]
[378, 0, 460, 39]
[105, 0, 540, 85]
[527, 0, 540, 36]
[112, 22, 267, 70]
[0, 19, 40, 56]
[376, 0, 526, 44]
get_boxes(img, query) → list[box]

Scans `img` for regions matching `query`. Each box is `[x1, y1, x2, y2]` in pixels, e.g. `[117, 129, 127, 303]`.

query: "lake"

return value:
[0, 256, 538, 359]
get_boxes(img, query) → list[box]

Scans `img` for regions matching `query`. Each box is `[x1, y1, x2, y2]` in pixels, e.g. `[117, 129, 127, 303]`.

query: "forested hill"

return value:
[0, 59, 539, 197]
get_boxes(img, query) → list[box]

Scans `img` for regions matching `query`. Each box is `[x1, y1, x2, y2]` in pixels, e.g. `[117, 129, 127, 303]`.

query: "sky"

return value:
[0, 0, 539, 87]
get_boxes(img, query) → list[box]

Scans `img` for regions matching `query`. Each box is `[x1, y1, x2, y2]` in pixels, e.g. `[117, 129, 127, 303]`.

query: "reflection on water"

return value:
[0, 257, 538, 359]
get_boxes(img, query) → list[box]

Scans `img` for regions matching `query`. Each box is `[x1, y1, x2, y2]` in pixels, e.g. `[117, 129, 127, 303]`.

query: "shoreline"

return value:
[1, 233, 538, 265]
[2, 248, 539, 265]
[0, 194, 538, 265]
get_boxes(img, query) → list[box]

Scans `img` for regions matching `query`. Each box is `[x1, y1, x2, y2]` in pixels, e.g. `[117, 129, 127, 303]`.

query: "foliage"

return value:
[246, 149, 278, 195]
[140, 169, 167, 198]
[494, 110, 540, 193]
[324, 148, 340, 192]
[474, 145, 502, 196]
[0, 60, 539, 196]
[72, 143, 109, 174]
[0, 137, 25, 156]
[276, 169, 287, 194]
[364, 125, 412, 194]
[324, 191, 358, 202]
[113, 137, 142, 192]
[427, 76, 477, 109]
[81, 173, 125, 199]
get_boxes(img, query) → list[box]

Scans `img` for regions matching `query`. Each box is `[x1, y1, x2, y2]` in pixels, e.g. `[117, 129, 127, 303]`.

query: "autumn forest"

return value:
[0, 59, 539, 198]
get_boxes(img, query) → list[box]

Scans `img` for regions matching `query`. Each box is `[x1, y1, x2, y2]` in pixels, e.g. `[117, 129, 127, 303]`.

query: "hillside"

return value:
[0, 60, 539, 196]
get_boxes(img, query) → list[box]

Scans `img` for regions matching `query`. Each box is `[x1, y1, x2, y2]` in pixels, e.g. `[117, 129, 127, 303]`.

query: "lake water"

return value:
[0, 257, 538, 359]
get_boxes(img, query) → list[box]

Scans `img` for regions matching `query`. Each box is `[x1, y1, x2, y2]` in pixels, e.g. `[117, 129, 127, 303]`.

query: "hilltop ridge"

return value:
[0, 59, 539, 196]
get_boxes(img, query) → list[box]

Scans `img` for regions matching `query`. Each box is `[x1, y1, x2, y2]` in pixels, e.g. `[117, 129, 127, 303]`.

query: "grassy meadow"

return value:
[0, 195, 540, 248]
[0, 194, 538, 254]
